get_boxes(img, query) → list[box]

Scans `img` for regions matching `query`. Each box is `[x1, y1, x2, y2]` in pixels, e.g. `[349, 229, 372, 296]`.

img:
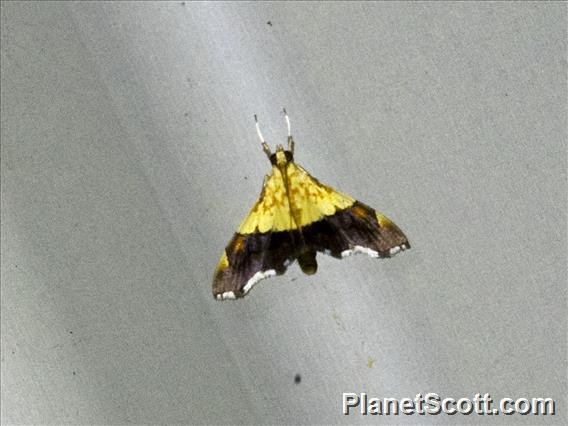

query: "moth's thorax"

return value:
[270, 147, 293, 166]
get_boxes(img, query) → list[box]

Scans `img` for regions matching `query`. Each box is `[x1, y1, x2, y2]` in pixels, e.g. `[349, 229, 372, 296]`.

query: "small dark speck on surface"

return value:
[290, 277, 297, 282]
[267, 21, 272, 27]
[184, 112, 189, 117]
[72, 371, 76, 375]
[11, 350, 15, 354]
[69, 331, 73, 334]
[294, 374, 301, 384]
[181, 1, 186, 5]
[505, 92, 509, 97]
[244, 176, 248, 180]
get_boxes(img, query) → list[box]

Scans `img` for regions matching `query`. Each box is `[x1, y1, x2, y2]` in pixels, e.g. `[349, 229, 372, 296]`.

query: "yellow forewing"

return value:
[238, 167, 292, 234]
[286, 162, 355, 227]
[237, 162, 355, 234]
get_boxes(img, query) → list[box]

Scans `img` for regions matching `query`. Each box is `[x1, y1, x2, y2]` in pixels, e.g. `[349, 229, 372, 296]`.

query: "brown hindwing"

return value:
[304, 200, 410, 258]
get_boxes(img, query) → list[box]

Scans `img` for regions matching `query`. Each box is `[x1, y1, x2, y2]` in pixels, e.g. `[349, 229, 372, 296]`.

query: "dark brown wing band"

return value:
[212, 201, 410, 299]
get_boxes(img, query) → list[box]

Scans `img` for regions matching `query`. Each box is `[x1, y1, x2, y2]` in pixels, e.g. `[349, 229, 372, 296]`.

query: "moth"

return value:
[213, 110, 410, 300]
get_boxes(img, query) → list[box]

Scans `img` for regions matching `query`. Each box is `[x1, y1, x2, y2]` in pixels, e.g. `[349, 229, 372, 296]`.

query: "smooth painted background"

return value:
[1, 2, 566, 424]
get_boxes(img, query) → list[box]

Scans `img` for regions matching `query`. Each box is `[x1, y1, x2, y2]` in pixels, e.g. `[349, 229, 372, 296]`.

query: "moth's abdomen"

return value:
[297, 251, 318, 275]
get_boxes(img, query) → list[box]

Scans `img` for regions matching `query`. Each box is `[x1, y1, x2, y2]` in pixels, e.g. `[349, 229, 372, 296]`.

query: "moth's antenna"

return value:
[255, 114, 271, 157]
[254, 114, 265, 143]
[283, 108, 291, 137]
[283, 107, 294, 153]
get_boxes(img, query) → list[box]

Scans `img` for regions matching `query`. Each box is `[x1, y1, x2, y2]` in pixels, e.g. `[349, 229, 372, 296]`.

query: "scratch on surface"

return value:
[332, 310, 345, 330]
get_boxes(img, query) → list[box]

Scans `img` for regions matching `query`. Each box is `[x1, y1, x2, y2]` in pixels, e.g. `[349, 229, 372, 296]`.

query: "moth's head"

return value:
[269, 144, 294, 166]
[256, 110, 295, 166]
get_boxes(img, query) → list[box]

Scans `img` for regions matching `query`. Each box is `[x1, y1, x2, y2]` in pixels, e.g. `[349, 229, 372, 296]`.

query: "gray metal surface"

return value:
[1, 1, 566, 424]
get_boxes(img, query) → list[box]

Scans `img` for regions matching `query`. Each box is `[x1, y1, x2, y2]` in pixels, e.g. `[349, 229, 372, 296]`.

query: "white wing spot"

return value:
[218, 291, 236, 300]
[217, 269, 277, 300]
[341, 245, 379, 258]
[389, 246, 401, 256]
[243, 269, 276, 294]
[341, 245, 406, 258]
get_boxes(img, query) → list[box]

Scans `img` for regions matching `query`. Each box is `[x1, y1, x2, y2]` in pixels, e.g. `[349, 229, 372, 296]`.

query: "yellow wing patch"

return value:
[376, 212, 394, 227]
[215, 251, 229, 274]
[286, 162, 355, 228]
[238, 167, 293, 234]
[238, 162, 355, 234]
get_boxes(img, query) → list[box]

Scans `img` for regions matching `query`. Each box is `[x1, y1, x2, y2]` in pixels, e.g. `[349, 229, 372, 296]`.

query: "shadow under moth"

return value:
[213, 110, 410, 300]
